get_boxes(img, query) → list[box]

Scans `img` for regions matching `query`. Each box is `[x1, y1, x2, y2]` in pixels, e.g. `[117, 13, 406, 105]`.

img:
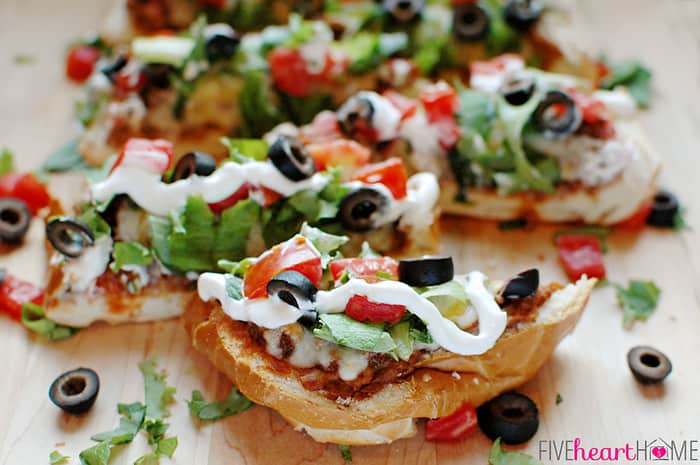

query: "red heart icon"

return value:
[651, 446, 667, 459]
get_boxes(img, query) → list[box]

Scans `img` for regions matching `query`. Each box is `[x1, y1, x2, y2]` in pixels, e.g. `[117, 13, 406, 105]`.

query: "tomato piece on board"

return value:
[0, 275, 44, 321]
[382, 90, 418, 121]
[344, 294, 406, 324]
[425, 403, 479, 442]
[617, 202, 653, 228]
[243, 236, 322, 299]
[268, 47, 311, 97]
[111, 138, 173, 174]
[352, 157, 408, 200]
[0, 173, 50, 215]
[329, 257, 399, 281]
[307, 139, 370, 172]
[420, 83, 460, 123]
[66, 46, 101, 82]
[555, 234, 606, 281]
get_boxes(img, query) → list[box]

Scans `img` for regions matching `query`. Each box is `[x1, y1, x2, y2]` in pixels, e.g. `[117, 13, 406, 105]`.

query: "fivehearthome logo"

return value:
[538, 437, 699, 462]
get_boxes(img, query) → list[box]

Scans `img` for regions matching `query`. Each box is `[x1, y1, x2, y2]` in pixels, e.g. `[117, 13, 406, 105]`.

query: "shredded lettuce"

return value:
[91, 402, 146, 445]
[187, 387, 252, 421]
[314, 314, 397, 353]
[489, 438, 543, 465]
[240, 70, 287, 137]
[0, 148, 14, 175]
[301, 223, 349, 266]
[600, 59, 652, 108]
[335, 32, 407, 74]
[390, 322, 413, 361]
[21, 303, 80, 341]
[110, 242, 153, 273]
[220, 137, 268, 162]
[418, 280, 470, 318]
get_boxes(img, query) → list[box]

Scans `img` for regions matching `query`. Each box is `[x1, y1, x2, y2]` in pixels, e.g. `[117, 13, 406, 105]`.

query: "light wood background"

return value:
[1, 1, 699, 464]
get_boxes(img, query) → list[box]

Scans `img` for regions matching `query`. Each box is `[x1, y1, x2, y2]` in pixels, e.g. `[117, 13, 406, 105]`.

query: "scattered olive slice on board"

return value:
[532, 90, 582, 138]
[646, 190, 679, 228]
[268, 135, 317, 182]
[46, 218, 95, 258]
[503, 0, 544, 30]
[337, 95, 375, 136]
[500, 73, 536, 106]
[500, 269, 539, 304]
[382, 0, 424, 23]
[49, 367, 100, 415]
[171, 151, 217, 181]
[398, 256, 454, 287]
[204, 23, 240, 62]
[100, 55, 128, 83]
[627, 346, 672, 385]
[267, 270, 318, 312]
[477, 392, 539, 445]
[0, 198, 31, 243]
[337, 187, 390, 232]
[452, 3, 490, 42]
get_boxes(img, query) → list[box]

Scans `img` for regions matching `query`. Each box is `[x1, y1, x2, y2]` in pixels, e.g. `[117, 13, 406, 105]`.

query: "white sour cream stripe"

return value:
[197, 271, 507, 356]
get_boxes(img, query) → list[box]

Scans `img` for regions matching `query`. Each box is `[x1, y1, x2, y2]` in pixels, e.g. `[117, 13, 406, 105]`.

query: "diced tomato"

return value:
[555, 234, 606, 281]
[420, 83, 460, 123]
[469, 53, 524, 80]
[432, 117, 461, 150]
[269, 48, 311, 97]
[65, 46, 101, 82]
[329, 257, 399, 281]
[111, 138, 173, 174]
[301, 110, 343, 144]
[595, 61, 610, 87]
[208, 184, 253, 214]
[568, 88, 608, 125]
[256, 186, 283, 207]
[0, 275, 44, 321]
[198, 0, 226, 8]
[114, 69, 147, 99]
[344, 294, 405, 324]
[382, 90, 418, 121]
[243, 236, 322, 299]
[0, 173, 50, 215]
[425, 403, 479, 442]
[352, 158, 408, 200]
[617, 202, 653, 228]
[307, 139, 371, 172]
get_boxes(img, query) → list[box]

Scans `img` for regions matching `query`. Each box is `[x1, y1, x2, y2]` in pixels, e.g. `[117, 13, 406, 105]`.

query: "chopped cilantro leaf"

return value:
[187, 387, 253, 421]
[615, 280, 660, 327]
[489, 438, 543, 465]
[555, 393, 563, 405]
[339, 444, 352, 462]
[49, 450, 69, 464]
[0, 148, 14, 175]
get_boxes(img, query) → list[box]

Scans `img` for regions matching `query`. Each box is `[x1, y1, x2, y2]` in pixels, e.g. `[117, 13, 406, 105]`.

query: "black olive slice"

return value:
[268, 135, 317, 182]
[627, 346, 672, 385]
[49, 367, 100, 415]
[46, 218, 95, 258]
[171, 151, 217, 181]
[337, 187, 390, 232]
[398, 256, 454, 287]
[100, 55, 128, 83]
[0, 198, 31, 243]
[532, 90, 582, 138]
[452, 3, 490, 42]
[142, 63, 174, 89]
[500, 268, 539, 303]
[382, 0, 424, 23]
[204, 23, 241, 62]
[500, 72, 536, 106]
[646, 190, 679, 228]
[503, 0, 544, 31]
[336, 95, 375, 137]
[267, 270, 318, 314]
[297, 309, 319, 329]
[477, 392, 539, 445]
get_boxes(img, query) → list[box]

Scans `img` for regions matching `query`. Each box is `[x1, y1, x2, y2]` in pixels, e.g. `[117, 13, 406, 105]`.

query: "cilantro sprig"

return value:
[615, 280, 661, 328]
[187, 387, 252, 421]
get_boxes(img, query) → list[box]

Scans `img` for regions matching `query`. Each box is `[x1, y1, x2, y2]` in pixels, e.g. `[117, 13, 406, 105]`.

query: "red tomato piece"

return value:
[114, 69, 147, 98]
[352, 157, 408, 200]
[207, 183, 252, 214]
[301, 110, 343, 144]
[268, 47, 311, 97]
[344, 294, 405, 324]
[567, 88, 608, 124]
[0, 173, 50, 215]
[307, 139, 371, 172]
[198, 0, 226, 8]
[243, 236, 322, 299]
[329, 257, 399, 281]
[382, 90, 418, 121]
[617, 202, 653, 228]
[420, 83, 460, 123]
[425, 403, 479, 442]
[555, 234, 606, 281]
[112, 138, 173, 174]
[0, 275, 44, 321]
[469, 53, 524, 78]
[432, 117, 461, 150]
[66, 46, 101, 82]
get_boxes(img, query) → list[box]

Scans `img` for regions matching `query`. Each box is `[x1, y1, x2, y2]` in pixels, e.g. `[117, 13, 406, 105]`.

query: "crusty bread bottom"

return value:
[184, 277, 595, 445]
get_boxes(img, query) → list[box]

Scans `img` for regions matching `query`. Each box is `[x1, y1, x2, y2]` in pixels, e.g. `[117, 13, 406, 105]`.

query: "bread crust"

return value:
[183, 277, 595, 445]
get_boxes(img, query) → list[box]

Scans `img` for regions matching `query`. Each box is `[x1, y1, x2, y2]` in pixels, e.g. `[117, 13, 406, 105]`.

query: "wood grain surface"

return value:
[1, 1, 699, 464]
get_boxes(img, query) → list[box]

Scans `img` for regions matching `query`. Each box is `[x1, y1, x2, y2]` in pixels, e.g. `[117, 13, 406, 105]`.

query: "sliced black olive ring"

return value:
[336, 95, 375, 136]
[0, 198, 31, 243]
[532, 90, 582, 137]
[646, 190, 679, 228]
[46, 217, 95, 258]
[267, 270, 318, 319]
[204, 23, 241, 62]
[452, 3, 490, 42]
[503, 0, 544, 31]
[500, 72, 536, 106]
[500, 268, 539, 304]
[382, 0, 425, 23]
[268, 135, 317, 182]
[337, 186, 390, 232]
[627, 346, 672, 385]
[398, 256, 454, 287]
[477, 392, 539, 445]
[171, 151, 217, 181]
[49, 367, 100, 415]
[100, 55, 128, 83]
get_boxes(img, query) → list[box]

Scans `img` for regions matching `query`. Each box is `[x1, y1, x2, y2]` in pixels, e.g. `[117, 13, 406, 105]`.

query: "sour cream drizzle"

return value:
[197, 271, 507, 356]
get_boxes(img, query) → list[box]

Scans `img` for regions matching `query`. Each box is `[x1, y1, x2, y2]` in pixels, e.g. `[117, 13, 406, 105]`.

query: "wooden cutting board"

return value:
[1, 1, 699, 464]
